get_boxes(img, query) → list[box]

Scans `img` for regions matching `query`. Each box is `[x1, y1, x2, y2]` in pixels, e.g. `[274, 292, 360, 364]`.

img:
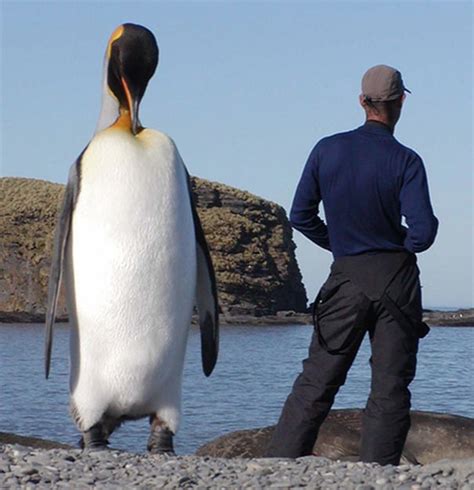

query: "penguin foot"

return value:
[147, 427, 175, 455]
[81, 423, 109, 450]
[147, 416, 175, 455]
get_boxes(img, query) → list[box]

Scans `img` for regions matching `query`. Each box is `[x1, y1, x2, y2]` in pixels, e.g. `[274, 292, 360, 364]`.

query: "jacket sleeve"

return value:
[289, 146, 331, 251]
[400, 154, 438, 253]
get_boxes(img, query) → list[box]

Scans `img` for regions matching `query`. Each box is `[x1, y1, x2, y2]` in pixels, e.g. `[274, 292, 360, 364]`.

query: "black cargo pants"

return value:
[266, 252, 428, 466]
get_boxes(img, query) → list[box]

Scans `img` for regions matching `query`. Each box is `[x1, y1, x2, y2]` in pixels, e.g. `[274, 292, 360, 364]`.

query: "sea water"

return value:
[0, 323, 472, 454]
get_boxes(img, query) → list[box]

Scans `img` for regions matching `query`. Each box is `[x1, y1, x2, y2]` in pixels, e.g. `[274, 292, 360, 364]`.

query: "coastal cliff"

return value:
[0, 177, 307, 322]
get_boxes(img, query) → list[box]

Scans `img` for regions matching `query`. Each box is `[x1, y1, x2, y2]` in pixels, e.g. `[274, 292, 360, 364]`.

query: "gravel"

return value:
[1, 443, 473, 489]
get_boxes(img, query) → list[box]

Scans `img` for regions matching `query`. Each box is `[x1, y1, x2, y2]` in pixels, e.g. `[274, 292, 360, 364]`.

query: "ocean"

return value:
[0, 323, 472, 454]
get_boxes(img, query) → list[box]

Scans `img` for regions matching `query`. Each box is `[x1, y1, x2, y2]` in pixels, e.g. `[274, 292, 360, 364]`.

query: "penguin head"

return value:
[106, 23, 159, 134]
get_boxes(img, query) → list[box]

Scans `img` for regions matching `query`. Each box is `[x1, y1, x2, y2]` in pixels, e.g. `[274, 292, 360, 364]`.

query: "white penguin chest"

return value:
[76, 128, 190, 237]
[69, 128, 196, 329]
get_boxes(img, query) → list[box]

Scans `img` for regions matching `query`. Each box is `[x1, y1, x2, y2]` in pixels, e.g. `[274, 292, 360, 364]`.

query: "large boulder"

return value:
[195, 409, 474, 465]
[0, 177, 307, 322]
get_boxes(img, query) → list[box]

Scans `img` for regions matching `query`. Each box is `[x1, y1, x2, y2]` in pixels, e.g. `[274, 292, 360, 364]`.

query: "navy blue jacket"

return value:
[289, 121, 438, 258]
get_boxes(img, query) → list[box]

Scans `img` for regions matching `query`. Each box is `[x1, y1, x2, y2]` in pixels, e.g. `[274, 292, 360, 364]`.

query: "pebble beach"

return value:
[1, 444, 473, 489]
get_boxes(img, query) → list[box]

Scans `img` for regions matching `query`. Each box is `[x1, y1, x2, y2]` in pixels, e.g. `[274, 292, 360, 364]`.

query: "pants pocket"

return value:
[313, 276, 369, 354]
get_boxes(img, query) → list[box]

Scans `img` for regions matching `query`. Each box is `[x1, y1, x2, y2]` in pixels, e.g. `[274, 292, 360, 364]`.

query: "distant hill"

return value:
[0, 177, 308, 322]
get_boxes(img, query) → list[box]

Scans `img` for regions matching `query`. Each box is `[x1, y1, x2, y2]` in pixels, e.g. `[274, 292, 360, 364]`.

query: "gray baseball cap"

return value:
[361, 64, 411, 102]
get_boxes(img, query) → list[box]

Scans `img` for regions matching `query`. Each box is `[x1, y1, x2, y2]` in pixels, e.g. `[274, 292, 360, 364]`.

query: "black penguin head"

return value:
[106, 23, 159, 134]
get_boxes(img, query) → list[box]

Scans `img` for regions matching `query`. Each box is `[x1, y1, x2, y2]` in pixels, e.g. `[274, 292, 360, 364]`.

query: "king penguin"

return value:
[45, 23, 219, 453]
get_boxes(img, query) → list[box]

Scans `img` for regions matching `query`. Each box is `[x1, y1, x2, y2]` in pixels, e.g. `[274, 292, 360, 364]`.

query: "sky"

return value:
[1, 1, 472, 308]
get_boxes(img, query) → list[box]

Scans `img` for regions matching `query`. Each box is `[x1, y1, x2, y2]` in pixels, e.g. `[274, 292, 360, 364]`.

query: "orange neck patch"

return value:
[111, 109, 132, 132]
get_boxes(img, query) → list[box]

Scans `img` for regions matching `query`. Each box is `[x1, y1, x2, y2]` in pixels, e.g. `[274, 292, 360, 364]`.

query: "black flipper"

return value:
[45, 160, 81, 379]
[185, 171, 219, 377]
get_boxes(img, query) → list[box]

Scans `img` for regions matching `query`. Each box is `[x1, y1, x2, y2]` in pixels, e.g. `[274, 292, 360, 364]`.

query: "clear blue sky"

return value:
[1, 1, 472, 308]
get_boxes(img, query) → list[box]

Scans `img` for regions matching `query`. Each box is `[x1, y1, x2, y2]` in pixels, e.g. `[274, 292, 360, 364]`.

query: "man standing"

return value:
[266, 65, 438, 466]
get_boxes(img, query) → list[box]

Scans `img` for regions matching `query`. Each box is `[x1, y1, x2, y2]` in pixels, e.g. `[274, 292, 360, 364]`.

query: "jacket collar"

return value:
[360, 120, 394, 136]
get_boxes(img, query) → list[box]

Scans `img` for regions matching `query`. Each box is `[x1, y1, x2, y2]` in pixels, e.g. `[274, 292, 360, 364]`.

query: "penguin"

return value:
[45, 23, 219, 453]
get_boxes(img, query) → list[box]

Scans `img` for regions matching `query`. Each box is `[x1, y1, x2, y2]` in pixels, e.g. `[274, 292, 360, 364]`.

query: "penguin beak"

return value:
[121, 76, 140, 135]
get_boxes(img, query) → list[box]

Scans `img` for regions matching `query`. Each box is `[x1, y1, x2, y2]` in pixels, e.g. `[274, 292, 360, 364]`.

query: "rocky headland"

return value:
[1, 177, 471, 327]
[0, 177, 307, 323]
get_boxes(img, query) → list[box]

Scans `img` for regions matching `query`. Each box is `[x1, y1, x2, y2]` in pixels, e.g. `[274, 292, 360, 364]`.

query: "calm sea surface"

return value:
[0, 323, 472, 455]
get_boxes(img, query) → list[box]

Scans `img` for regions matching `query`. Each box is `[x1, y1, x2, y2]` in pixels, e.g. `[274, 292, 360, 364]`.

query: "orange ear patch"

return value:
[107, 25, 125, 58]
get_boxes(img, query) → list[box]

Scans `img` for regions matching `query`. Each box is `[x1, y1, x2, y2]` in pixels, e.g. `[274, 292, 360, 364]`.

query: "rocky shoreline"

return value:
[1, 444, 473, 489]
[1, 308, 473, 326]
[219, 308, 474, 327]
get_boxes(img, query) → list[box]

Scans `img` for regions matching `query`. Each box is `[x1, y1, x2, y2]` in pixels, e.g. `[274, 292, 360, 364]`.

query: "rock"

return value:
[0, 178, 68, 322]
[0, 432, 72, 450]
[1, 445, 471, 488]
[0, 177, 307, 322]
[421, 309, 474, 327]
[195, 409, 474, 465]
[417, 458, 474, 481]
[189, 177, 307, 316]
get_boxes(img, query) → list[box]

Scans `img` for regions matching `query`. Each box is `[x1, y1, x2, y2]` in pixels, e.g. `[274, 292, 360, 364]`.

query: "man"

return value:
[266, 65, 438, 466]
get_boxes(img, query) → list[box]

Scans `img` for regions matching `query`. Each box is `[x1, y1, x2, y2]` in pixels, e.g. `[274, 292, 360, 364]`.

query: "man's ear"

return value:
[359, 94, 367, 109]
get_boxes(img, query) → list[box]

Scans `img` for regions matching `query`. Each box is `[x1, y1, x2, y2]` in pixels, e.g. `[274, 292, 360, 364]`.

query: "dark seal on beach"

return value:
[196, 409, 474, 464]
